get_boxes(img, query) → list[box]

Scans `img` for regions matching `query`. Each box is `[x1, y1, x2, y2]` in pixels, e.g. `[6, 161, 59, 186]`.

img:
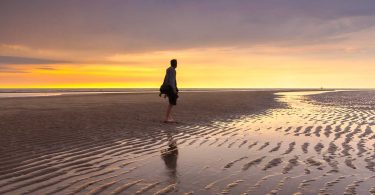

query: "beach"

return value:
[0, 90, 375, 194]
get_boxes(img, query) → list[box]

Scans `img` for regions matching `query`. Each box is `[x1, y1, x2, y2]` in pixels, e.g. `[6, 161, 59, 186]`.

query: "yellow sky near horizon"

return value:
[1, 47, 374, 88]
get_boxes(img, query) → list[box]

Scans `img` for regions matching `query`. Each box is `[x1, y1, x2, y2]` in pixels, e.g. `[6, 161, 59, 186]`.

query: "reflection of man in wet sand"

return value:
[161, 137, 178, 180]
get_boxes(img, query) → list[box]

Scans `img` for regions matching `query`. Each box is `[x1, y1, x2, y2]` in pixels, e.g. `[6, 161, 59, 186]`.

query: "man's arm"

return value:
[167, 68, 177, 91]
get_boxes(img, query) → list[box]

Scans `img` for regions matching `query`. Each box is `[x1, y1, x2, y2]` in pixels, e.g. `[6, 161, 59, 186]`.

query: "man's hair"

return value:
[170, 59, 177, 67]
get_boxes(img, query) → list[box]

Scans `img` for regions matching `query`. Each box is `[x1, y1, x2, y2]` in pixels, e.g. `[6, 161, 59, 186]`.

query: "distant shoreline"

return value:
[1, 87, 373, 98]
[0, 88, 339, 98]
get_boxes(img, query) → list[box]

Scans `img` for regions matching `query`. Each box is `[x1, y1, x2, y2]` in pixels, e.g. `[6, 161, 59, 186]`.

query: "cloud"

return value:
[0, 56, 68, 73]
[0, 56, 70, 65]
[36, 67, 58, 70]
[0, 0, 374, 57]
[0, 66, 29, 73]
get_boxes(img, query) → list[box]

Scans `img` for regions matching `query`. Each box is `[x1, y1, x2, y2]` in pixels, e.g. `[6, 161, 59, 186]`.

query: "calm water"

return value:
[0, 88, 335, 98]
[0, 89, 158, 98]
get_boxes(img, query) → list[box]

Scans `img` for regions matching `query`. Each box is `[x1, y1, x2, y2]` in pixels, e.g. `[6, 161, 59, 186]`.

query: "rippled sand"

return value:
[0, 90, 374, 194]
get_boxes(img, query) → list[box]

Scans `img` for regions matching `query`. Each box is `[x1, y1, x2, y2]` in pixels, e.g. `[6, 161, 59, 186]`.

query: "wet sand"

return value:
[0, 90, 375, 194]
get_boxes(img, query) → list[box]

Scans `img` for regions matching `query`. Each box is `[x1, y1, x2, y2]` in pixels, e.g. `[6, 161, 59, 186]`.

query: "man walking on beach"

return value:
[161, 59, 178, 122]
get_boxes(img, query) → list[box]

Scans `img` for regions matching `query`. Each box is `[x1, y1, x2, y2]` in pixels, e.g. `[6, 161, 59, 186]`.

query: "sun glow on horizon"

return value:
[1, 46, 374, 88]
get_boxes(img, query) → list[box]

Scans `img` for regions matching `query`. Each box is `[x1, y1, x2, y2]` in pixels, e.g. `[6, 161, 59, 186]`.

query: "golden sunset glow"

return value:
[1, 1, 374, 88]
[1, 47, 374, 88]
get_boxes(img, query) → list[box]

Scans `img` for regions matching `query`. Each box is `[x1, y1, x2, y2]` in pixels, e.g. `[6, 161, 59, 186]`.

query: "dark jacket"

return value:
[160, 66, 178, 96]
[162, 66, 177, 90]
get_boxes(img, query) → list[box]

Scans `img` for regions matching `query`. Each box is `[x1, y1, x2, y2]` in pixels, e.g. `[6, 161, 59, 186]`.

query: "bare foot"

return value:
[163, 119, 177, 123]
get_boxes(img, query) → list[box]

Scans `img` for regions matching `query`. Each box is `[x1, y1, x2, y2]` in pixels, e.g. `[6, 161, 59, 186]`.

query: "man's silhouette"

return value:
[161, 59, 178, 122]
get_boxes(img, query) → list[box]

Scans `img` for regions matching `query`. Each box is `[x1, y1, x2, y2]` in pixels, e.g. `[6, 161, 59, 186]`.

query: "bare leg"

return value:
[165, 104, 174, 122]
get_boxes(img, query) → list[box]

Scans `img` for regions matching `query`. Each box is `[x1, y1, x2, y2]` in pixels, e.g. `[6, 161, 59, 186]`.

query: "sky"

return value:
[0, 0, 375, 88]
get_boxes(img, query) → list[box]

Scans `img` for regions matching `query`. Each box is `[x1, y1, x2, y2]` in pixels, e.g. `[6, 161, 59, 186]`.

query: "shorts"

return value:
[167, 89, 178, 105]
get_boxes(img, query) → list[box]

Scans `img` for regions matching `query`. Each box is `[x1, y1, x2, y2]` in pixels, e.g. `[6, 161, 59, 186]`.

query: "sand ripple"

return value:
[1, 90, 375, 194]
